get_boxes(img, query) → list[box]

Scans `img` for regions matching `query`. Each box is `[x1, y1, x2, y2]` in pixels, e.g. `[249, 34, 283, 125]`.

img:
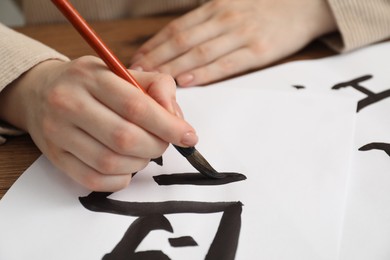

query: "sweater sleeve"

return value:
[0, 23, 69, 144]
[323, 0, 390, 52]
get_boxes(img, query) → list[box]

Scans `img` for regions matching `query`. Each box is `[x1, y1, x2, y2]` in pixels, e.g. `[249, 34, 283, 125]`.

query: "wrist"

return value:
[0, 59, 65, 131]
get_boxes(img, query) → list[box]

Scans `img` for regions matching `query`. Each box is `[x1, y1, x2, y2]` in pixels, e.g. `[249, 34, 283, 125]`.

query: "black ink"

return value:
[359, 142, 390, 157]
[153, 172, 246, 186]
[292, 85, 305, 90]
[80, 192, 241, 216]
[80, 192, 243, 259]
[151, 156, 163, 166]
[168, 236, 198, 247]
[103, 215, 172, 260]
[206, 203, 242, 260]
[332, 75, 390, 112]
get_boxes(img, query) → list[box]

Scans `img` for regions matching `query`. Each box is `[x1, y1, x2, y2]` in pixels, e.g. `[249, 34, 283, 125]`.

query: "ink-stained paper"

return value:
[2, 41, 389, 260]
[0, 87, 356, 259]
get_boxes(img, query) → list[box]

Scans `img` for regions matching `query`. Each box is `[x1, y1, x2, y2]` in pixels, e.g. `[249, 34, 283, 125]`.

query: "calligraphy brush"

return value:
[51, 0, 225, 179]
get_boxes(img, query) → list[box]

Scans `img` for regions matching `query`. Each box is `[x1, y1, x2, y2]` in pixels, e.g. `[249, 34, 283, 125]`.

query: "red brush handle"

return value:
[51, 0, 145, 93]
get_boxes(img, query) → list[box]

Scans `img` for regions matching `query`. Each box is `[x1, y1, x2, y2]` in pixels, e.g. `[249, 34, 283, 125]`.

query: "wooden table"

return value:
[0, 16, 336, 199]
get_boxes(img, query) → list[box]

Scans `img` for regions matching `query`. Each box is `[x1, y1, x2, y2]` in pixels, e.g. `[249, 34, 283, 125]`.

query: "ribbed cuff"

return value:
[323, 0, 390, 52]
[0, 23, 69, 93]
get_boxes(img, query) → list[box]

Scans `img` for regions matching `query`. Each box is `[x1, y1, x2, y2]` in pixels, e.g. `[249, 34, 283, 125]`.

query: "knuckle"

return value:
[236, 23, 257, 37]
[72, 55, 99, 67]
[133, 61, 152, 72]
[123, 98, 148, 123]
[67, 59, 90, 77]
[110, 126, 137, 154]
[46, 87, 86, 114]
[249, 40, 266, 56]
[194, 45, 211, 62]
[217, 57, 236, 73]
[45, 86, 66, 109]
[82, 172, 105, 191]
[155, 73, 176, 86]
[166, 20, 182, 35]
[67, 56, 101, 80]
[194, 69, 211, 85]
[208, 0, 225, 10]
[156, 65, 171, 75]
[96, 152, 119, 174]
[218, 10, 242, 23]
[173, 33, 190, 51]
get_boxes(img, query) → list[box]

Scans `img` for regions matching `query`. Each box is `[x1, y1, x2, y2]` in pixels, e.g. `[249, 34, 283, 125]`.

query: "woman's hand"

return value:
[0, 56, 197, 191]
[131, 0, 337, 87]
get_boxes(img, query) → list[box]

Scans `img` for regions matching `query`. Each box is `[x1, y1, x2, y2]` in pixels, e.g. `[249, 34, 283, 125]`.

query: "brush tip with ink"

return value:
[173, 145, 226, 179]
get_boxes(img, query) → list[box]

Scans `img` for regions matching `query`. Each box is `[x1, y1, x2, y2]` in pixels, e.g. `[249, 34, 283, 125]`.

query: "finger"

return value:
[157, 32, 246, 77]
[132, 2, 215, 60]
[91, 73, 198, 147]
[128, 70, 177, 114]
[128, 70, 185, 119]
[131, 18, 230, 72]
[54, 125, 151, 175]
[176, 48, 258, 87]
[54, 151, 133, 192]
[69, 90, 168, 158]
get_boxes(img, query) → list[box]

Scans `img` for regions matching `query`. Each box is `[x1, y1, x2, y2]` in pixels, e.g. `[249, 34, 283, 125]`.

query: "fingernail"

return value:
[181, 131, 198, 147]
[172, 100, 184, 119]
[177, 73, 194, 87]
[131, 65, 144, 72]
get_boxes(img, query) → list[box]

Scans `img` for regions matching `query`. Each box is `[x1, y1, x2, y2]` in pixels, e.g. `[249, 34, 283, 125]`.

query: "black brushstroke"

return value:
[132, 157, 164, 177]
[332, 75, 390, 112]
[80, 192, 243, 259]
[168, 236, 198, 247]
[80, 192, 241, 216]
[292, 85, 305, 90]
[103, 215, 173, 260]
[359, 142, 390, 157]
[153, 172, 246, 186]
[206, 203, 242, 260]
[151, 156, 163, 166]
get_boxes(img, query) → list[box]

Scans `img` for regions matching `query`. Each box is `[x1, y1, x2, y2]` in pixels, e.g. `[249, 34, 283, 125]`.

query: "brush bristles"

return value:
[187, 149, 226, 179]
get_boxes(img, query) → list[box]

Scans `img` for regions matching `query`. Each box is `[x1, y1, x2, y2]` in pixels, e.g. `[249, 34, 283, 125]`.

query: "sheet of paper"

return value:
[236, 41, 390, 260]
[0, 85, 356, 259]
[310, 42, 390, 260]
[257, 41, 390, 260]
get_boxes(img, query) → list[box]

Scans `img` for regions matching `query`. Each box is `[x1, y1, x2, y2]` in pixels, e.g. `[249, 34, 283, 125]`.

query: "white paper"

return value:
[0, 86, 356, 259]
[8, 40, 390, 260]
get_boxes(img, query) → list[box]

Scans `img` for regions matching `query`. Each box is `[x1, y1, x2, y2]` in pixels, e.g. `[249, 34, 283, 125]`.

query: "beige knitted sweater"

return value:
[1, 0, 390, 143]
